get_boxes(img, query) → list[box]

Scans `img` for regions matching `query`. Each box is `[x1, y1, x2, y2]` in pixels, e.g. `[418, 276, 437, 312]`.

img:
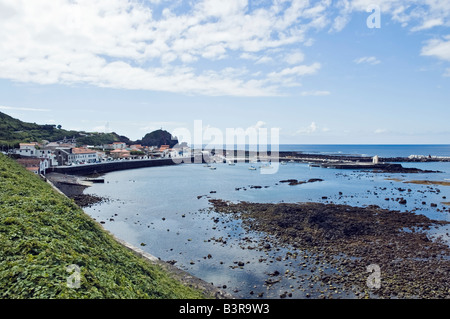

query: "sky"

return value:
[0, 0, 450, 145]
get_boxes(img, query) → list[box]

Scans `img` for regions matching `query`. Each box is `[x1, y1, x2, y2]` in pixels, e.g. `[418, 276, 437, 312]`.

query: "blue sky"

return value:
[0, 0, 449, 144]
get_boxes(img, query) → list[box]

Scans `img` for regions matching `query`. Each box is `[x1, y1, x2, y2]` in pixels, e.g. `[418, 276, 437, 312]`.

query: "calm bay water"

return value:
[279, 144, 450, 157]
[199, 144, 450, 158]
[83, 145, 450, 298]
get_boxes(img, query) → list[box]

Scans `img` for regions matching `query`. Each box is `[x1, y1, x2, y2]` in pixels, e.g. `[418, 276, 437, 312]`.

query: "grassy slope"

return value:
[0, 111, 126, 147]
[0, 154, 205, 299]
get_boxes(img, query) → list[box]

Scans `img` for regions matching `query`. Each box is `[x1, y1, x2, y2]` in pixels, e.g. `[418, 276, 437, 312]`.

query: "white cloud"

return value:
[0, 0, 332, 96]
[295, 121, 331, 135]
[421, 35, 450, 62]
[196, 0, 248, 19]
[255, 56, 273, 64]
[297, 122, 318, 135]
[265, 63, 321, 89]
[244, 120, 267, 134]
[335, 1, 450, 32]
[354, 56, 381, 65]
[240, 52, 258, 60]
[2, 0, 450, 96]
[411, 18, 444, 31]
[268, 63, 321, 78]
[329, 0, 352, 32]
[284, 52, 305, 65]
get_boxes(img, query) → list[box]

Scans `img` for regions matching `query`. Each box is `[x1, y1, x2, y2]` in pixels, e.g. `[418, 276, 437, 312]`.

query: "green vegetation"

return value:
[0, 111, 178, 149]
[0, 154, 205, 298]
[137, 129, 179, 148]
[0, 111, 129, 147]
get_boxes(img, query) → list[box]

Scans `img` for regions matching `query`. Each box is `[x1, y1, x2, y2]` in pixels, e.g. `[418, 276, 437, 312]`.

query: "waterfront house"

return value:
[159, 145, 170, 152]
[54, 147, 72, 166]
[15, 143, 39, 157]
[96, 151, 107, 161]
[130, 144, 144, 151]
[16, 158, 50, 175]
[102, 143, 114, 150]
[68, 147, 99, 164]
[112, 142, 127, 150]
[14, 143, 58, 167]
[110, 149, 131, 159]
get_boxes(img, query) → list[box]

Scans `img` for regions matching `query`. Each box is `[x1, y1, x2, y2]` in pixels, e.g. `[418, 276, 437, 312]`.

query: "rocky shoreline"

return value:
[208, 199, 450, 299]
[46, 172, 107, 208]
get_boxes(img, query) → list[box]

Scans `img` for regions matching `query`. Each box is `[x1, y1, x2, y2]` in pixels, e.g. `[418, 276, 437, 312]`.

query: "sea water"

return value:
[83, 145, 450, 298]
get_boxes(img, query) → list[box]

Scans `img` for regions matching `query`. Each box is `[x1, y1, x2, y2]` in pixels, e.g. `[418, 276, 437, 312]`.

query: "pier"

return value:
[46, 151, 447, 176]
[49, 156, 200, 175]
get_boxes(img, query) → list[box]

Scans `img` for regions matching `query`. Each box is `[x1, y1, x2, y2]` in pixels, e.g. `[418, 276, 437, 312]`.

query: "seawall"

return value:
[50, 156, 199, 175]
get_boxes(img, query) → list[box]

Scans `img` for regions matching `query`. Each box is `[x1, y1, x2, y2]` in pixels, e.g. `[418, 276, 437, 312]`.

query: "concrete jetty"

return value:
[49, 156, 199, 175]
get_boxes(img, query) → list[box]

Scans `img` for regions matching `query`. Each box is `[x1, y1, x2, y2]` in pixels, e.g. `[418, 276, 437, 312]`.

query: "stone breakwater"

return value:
[50, 157, 183, 176]
[217, 150, 450, 163]
[209, 199, 450, 299]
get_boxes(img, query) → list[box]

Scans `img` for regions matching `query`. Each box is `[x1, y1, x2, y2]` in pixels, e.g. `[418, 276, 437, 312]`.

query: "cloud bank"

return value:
[0, 0, 449, 96]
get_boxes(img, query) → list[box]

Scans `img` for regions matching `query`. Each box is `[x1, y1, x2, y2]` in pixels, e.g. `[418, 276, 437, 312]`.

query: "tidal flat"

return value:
[208, 199, 450, 299]
[82, 161, 450, 298]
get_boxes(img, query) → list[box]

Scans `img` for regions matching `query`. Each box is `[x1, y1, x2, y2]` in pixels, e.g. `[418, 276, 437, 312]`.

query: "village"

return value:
[5, 137, 193, 175]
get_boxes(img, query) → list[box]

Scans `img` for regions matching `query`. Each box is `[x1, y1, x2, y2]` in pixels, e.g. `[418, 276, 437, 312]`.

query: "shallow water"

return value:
[83, 160, 450, 298]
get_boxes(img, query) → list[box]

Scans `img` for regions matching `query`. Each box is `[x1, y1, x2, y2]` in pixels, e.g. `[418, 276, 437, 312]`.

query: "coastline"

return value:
[48, 152, 450, 299]
[45, 172, 106, 208]
[45, 172, 233, 299]
[46, 151, 447, 177]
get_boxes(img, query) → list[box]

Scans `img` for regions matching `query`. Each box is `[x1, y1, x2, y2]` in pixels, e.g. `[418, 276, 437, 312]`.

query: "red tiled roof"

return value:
[72, 148, 96, 154]
[17, 158, 42, 167]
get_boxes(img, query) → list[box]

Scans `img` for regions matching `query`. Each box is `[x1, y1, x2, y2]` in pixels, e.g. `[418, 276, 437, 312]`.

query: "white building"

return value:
[112, 142, 127, 150]
[68, 148, 99, 164]
[17, 158, 51, 175]
[14, 143, 60, 165]
[373, 155, 379, 164]
[15, 143, 38, 157]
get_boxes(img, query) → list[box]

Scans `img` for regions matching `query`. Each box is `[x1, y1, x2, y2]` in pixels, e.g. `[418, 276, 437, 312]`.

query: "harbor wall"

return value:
[49, 156, 201, 175]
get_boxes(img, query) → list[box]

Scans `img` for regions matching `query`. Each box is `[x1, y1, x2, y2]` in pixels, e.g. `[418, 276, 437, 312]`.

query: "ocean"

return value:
[196, 144, 450, 157]
[83, 145, 450, 298]
[278, 144, 450, 158]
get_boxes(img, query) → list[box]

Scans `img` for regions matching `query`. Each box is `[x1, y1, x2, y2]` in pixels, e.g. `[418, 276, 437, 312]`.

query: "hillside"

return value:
[0, 111, 176, 148]
[0, 154, 205, 298]
[0, 111, 129, 147]
[137, 129, 179, 148]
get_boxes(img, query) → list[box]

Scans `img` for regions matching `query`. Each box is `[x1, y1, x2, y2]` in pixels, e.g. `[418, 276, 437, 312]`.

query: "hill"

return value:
[137, 129, 179, 148]
[0, 111, 130, 147]
[0, 111, 177, 148]
[0, 153, 206, 298]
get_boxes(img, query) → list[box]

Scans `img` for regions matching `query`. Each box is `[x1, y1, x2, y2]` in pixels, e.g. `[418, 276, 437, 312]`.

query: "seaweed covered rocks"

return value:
[209, 200, 450, 299]
[71, 194, 106, 208]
